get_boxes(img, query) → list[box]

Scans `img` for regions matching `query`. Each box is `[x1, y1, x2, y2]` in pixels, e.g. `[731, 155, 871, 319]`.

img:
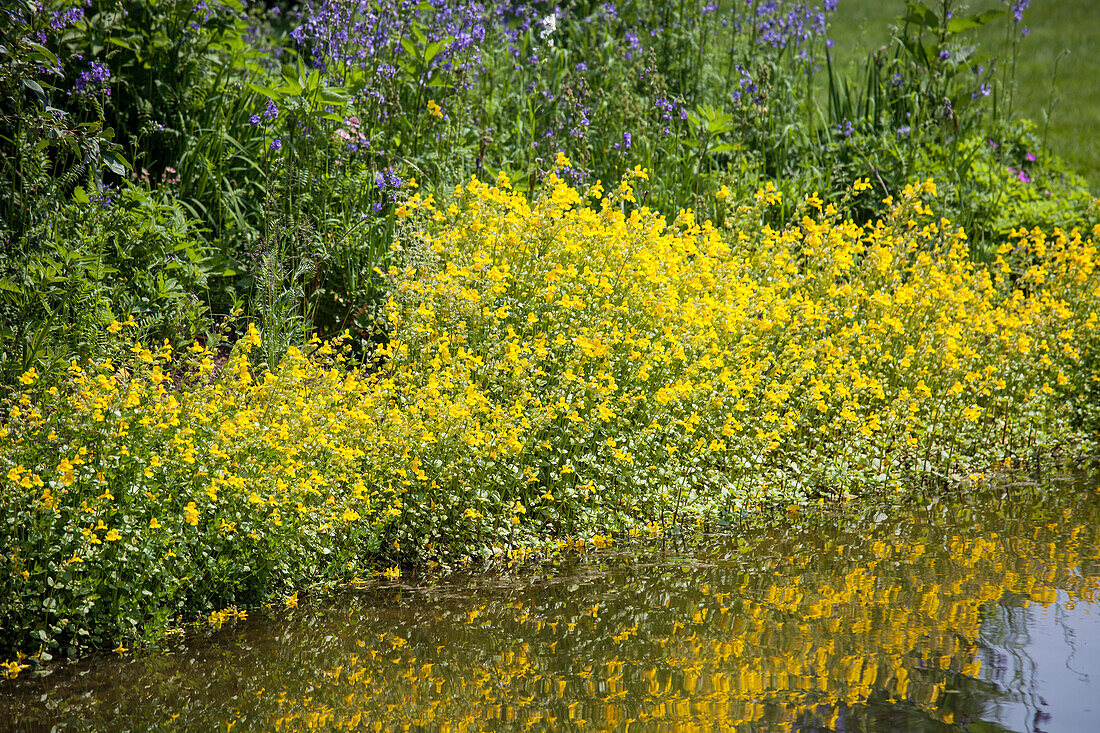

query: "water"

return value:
[3, 475, 1099, 731]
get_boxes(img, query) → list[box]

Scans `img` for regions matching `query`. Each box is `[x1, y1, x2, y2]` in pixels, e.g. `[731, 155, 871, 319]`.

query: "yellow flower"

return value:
[18, 368, 37, 386]
[183, 502, 199, 526]
[108, 320, 122, 335]
[342, 507, 361, 522]
[427, 99, 443, 118]
[104, 528, 121, 542]
[149, 517, 161, 529]
[2, 659, 30, 679]
[285, 592, 299, 609]
[716, 185, 730, 200]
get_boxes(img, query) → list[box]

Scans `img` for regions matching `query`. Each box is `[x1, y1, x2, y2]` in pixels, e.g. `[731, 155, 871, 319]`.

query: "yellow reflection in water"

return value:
[4, 483, 1098, 732]
[255, 489, 1100, 732]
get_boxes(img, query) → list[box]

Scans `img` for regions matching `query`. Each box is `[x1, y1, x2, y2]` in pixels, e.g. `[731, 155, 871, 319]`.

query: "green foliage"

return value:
[0, 325, 384, 659]
[2, 174, 1097, 659]
[4, 0, 1098, 389]
[0, 184, 212, 389]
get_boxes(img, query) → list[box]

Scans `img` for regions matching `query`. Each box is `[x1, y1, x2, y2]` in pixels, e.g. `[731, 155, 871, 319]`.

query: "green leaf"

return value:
[975, 9, 1008, 24]
[946, 17, 980, 33]
[102, 150, 130, 176]
[22, 78, 45, 96]
[400, 37, 420, 63]
[319, 88, 347, 105]
[280, 76, 303, 96]
[425, 38, 452, 65]
[902, 1, 939, 29]
[248, 83, 281, 99]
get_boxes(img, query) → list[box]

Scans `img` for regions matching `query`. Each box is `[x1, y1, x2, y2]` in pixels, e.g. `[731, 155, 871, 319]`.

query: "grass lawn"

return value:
[826, 0, 1100, 190]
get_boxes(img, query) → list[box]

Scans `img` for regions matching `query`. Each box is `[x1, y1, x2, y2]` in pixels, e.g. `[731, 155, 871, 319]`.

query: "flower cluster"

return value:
[1, 172, 1097, 659]
[71, 59, 110, 99]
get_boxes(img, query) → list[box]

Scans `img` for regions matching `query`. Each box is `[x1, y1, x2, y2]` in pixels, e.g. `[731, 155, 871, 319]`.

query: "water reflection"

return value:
[3, 476, 1099, 732]
[979, 590, 1100, 733]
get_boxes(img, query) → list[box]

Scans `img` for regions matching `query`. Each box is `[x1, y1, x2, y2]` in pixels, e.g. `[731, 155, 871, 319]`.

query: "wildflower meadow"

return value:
[1, 0, 1098, 667]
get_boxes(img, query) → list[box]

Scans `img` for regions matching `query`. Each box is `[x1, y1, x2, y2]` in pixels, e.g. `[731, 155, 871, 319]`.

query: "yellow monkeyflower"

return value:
[2, 659, 30, 679]
[426, 99, 443, 118]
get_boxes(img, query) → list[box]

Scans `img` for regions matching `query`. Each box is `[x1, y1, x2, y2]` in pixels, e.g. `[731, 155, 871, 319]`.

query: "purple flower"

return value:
[837, 119, 854, 138]
[250, 114, 261, 125]
[270, 138, 282, 151]
[72, 60, 111, 99]
[972, 83, 991, 99]
[622, 132, 631, 149]
[263, 99, 278, 121]
[939, 49, 951, 60]
[51, 6, 85, 30]
[1017, 170, 1031, 183]
[1026, 152, 1036, 162]
[896, 125, 910, 137]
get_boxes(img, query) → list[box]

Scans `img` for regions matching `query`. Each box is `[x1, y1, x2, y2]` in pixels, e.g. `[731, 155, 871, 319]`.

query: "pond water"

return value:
[3, 474, 1100, 732]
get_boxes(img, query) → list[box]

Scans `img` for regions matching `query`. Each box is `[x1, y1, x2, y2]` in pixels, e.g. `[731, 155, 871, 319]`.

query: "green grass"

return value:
[826, 0, 1100, 190]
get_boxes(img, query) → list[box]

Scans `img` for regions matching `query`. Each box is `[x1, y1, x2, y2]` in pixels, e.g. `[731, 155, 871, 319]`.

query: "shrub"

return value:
[0, 184, 212, 389]
[5, 172, 1096, 659]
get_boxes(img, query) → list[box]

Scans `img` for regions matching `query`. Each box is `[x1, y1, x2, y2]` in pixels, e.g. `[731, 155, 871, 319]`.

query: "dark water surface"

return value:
[3, 475, 1100, 732]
